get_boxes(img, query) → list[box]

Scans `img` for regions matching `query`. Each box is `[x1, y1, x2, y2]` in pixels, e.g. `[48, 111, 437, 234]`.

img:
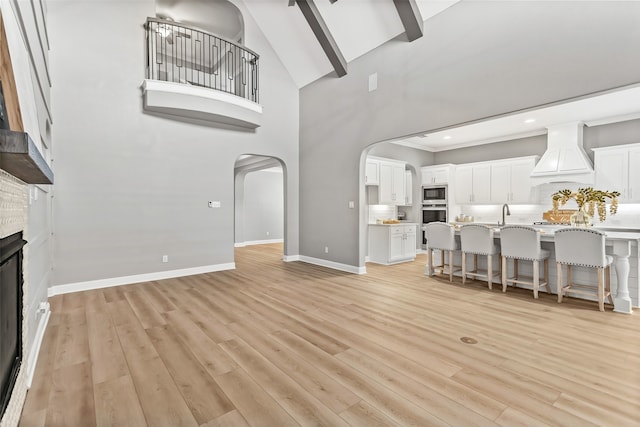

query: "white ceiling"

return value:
[242, 0, 459, 87]
[390, 85, 640, 152]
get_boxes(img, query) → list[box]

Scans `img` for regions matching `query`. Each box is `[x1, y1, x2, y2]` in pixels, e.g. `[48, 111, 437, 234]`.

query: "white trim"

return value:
[297, 256, 367, 275]
[26, 302, 50, 388]
[283, 254, 300, 262]
[235, 238, 283, 247]
[48, 263, 236, 297]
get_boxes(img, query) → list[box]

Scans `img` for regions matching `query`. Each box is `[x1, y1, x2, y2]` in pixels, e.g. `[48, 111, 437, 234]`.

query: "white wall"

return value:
[241, 168, 283, 244]
[48, 0, 299, 288]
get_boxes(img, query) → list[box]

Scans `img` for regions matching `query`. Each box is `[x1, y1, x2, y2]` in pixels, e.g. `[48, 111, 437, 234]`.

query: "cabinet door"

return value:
[403, 226, 417, 258]
[596, 150, 629, 201]
[365, 160, 379, 185]
[510, 158, 537, 203]
[422, 169, 435, 185]
[490, 163, 510, 203]
[378, 162, 394, 204]
[628, 148, 640, 202]
[404, 170, 413, 206]
[392, 164, 405, 205]
[455, 166, 474, 203]
[389, 229, 404, 261]
[473, 164, 492, 203]
[432, 168, 450, 184]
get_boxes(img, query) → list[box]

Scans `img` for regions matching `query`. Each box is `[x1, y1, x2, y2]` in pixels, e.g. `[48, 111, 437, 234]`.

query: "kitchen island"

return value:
[424, 225, 640, 313]
[368, 223, 419, 265]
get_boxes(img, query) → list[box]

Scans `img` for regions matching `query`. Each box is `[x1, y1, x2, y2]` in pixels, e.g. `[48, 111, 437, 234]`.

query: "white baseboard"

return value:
[235, 238, 283, 247]
[26, 302, 51, 388]
[283, 254, 300, 262]
[48, 263, 236, 297]
[298, 255, 366, 275]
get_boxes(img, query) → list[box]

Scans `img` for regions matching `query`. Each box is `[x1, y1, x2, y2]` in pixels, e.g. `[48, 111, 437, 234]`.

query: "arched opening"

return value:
[234, 155, 287, 260]
[358, 141, 429, 269]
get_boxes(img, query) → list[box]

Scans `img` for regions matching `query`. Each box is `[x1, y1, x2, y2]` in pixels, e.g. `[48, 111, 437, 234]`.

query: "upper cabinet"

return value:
[379, 159, 406, 205]
[594, 143, 640, 202]
[456, 156, 539, 204]
[455, 164, 491, 203]
[421, 164, 454, 185]
[404, 170, 413, 206]
[365, 159, 379, 185]
[490, 157, 538, 203]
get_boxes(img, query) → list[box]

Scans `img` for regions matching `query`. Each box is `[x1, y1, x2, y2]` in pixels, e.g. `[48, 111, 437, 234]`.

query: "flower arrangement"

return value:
[551, 187, 620, 222]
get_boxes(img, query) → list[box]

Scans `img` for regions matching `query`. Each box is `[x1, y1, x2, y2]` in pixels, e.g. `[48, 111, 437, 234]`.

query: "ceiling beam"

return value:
[293, 0, 347, 77]
[393, 0, 423, 42]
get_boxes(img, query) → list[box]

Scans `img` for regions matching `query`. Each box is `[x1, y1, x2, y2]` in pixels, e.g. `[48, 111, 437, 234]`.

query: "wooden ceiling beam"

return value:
[393, 0, 423, 42]
[293, 0, 347, 77]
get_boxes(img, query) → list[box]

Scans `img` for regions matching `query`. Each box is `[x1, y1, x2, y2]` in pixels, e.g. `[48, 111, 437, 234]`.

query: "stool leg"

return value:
[462, 252, 466, 284]
[533, 259, 539, 299]
[597, 266, 605, 312]
[473, 254, 478, 274]
[448, 250, 453, 282]
[567, 265, 572, 291]
[487, 254, 493, 290]
[557, 262, 563, 303]
[425, 248, 433, 276]
[502, 256, 507, 292]
[606, 265, 613, 305]
[514, 259, 519, 281]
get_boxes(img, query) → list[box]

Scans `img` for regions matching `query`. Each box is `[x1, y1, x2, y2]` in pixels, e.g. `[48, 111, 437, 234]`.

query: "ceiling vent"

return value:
[530, 121, 594, 186]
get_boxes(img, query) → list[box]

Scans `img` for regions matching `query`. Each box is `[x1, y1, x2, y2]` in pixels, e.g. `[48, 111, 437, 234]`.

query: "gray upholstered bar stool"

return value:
[459, 224, 501, 289]
[500, 225, 551, 298]
[424, 222, 461, 282]
[554, 228, 613, 312]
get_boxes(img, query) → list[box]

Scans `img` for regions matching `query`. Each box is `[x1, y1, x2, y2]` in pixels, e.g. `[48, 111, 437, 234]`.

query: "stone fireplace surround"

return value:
[0, 169, 28, 427]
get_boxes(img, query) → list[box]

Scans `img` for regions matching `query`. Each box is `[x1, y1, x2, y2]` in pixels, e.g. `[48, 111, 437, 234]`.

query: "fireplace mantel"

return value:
[0, 129, 53, 184]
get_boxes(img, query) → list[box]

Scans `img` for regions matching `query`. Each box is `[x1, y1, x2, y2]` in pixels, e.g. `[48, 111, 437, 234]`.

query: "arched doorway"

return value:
[234, 155, 287, 258]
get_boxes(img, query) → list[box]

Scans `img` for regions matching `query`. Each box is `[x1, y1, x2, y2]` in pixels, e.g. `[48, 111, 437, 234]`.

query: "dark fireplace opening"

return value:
[0, 231, 25, 419]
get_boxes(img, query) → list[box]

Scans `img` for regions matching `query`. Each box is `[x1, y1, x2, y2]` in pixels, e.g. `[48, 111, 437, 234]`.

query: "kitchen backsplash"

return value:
[457, 182, 640, 228]
[368, 205, 397, 224]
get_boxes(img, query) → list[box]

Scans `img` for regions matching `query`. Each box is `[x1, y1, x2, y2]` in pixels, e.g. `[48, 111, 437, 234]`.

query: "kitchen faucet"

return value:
[500, 203, 511, 226]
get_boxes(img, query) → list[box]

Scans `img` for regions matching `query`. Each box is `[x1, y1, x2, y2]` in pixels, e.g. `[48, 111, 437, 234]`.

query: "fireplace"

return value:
[0, 231, 25, 419]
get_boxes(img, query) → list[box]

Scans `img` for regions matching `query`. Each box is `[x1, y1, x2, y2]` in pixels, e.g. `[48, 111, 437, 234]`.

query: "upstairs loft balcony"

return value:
[142, 18, 262, 129]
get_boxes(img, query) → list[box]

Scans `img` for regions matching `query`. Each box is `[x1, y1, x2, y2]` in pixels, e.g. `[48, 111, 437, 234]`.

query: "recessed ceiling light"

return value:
[443, 135, 452, 140]
[524, 118, 536, 124]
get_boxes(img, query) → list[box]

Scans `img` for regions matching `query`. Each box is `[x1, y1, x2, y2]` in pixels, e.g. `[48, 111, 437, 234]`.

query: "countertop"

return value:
[370, 222, 418, 227]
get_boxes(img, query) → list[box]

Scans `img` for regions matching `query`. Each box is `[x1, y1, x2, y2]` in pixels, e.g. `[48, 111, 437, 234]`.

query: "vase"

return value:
[570, 206, 592, 228]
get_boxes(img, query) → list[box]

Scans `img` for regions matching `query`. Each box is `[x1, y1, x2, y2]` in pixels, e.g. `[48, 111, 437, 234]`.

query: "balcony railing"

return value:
[145, 18, 259, 103]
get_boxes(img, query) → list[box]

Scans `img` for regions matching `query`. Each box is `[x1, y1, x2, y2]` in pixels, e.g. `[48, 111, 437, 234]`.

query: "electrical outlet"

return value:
[266, 231, 270, 236]
[324, 246, 329, 253]
[162, 255, 168, 263]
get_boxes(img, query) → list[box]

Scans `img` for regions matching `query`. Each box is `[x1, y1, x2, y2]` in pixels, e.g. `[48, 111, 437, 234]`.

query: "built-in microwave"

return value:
[422, 185, 447, 205]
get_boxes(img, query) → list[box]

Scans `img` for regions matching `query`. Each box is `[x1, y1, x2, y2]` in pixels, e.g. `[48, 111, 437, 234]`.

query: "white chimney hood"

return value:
[530, 121, 595, 185]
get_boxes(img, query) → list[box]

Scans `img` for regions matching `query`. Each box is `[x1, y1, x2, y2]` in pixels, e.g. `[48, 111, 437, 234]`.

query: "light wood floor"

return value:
[19, 243, 640, 426]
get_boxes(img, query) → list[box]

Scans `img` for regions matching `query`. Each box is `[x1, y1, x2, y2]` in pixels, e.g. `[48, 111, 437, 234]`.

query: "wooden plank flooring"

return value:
[19, 243, 640, 426]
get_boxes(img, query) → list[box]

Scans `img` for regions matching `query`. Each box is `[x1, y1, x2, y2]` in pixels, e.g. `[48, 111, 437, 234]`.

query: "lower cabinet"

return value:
[368, 224, 417, 265]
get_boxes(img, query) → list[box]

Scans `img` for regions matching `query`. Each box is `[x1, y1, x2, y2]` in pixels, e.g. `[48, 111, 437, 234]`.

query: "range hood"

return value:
[0, 129, 53, 184]
[530, 121, 594, 186]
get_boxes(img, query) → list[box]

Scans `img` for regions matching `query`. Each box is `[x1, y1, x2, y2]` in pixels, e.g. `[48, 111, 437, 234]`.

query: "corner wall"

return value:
[299, 1, 640, 268]
[48, 0, 299, 288]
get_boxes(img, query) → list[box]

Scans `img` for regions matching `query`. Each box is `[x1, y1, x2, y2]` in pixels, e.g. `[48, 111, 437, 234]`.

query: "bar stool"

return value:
[500, 225, 551, 298]
[424, 222, 461, 282]
[460, 224, 501, 289]
[554, 228, 613, 312]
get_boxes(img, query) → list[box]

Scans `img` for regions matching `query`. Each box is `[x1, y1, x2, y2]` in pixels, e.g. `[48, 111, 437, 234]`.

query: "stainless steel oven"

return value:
[422, 185, 447, 205]
[422, 205, 447, 248]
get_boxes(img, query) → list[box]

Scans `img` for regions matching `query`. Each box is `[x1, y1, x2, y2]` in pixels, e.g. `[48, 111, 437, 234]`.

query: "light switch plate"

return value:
[208, 201, 221, 208]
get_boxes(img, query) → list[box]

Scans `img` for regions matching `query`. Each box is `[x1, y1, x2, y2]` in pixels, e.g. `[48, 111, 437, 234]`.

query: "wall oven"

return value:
[422, 185, 447, 205]
[422, 205, 447, 247]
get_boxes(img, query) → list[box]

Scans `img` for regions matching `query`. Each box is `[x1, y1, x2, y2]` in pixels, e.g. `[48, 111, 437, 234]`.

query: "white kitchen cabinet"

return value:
[594, 143, 640, 202]
[403, 170, 413, 206]
[379, 160, 406, 205]
[368, 224, 417, 265]
[365, 159, 379, 185]
[455, 164, 491, 203]
[490, 157, 538, 203]
[421, 164, 454, 185]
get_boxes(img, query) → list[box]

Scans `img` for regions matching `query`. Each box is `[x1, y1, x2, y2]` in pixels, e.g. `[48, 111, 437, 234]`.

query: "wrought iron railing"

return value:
[145, 18, 259, 103]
